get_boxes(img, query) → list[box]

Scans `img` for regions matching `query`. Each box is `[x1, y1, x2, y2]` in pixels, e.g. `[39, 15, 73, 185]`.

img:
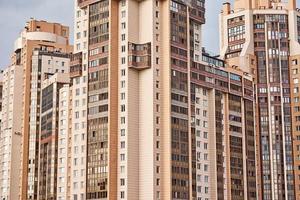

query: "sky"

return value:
[0, 0, 277, 67]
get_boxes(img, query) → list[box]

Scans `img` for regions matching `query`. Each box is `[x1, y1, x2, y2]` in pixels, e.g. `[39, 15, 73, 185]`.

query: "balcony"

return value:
[70, 52, 82, 78]
[128, 42, 152, 70]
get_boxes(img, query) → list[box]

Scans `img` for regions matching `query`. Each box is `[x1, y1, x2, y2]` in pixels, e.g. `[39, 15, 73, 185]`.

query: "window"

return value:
[121, 129, 125, 136]
[121, 117, 125, 124]
[293, 68, 298, 75]
[205, 187, 209, 194]
[75, 100, 80, 107]
[156, 129, 160, 136]
[120, 178, 125, 186]
[204, 176, 209, 183]
[121, 0, 126, 6]
[121, 81, 125, 88]
[121, 105, 125, 112]
[121, 23, 126, 29]
[203, 121, 208, 128]
[121, 34, 125, 41]
[121, 57, 126, 64]
[121, 11, 126, 18]
[77, 32, 81, 39]
[121, 191, 125, 199]
[156, 117, 160, 124]
[156, 166, 160, 173]
[120, 166, 125, 173]
[121, 69, 126, 76]
[157, 191, 160, 199]
[76, 88, 80, 96]
[121, 141, 125, 148]
[74, 158, 78, 166]
[77, 10, 81, 18]
[121, 45, 126, 52]
[76, 43, 81, 51]
[292, 59, 298, 65]
[121, 93, 125, 100]
[120, 154, 125, 161]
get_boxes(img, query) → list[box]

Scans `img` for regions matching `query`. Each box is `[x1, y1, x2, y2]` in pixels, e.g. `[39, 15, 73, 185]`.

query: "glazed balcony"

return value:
[128, 42, 151, 70]
[70, 52, 82, 78]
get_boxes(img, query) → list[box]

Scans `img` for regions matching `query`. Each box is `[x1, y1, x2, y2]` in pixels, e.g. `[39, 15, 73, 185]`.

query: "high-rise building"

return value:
[0, 1, 260, 200]
[73, 0, 256, 199]
[57, 83, 72, 200]
[6, 19, 72, 200]
[220, 0, 300, 199]
[0, 66, 22, 200]
[38, 73, 70, 199]
[191, 51, 257, 200]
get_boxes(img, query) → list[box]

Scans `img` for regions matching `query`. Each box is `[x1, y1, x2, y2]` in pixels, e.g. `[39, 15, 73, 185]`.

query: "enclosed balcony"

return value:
[128, 42, 151, 70]
[70, 52, 82, 78]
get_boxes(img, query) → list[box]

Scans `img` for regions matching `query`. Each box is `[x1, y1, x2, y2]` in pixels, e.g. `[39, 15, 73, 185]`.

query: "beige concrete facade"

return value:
[4, 19, 72, 200]
[0, 1, 261, 200]
[220, 0, 300, 199]
[0, 66, 23, 200]
[57, 84, 72, 200]
[38, 73, 70, 199]
[72, 0, 256, 200]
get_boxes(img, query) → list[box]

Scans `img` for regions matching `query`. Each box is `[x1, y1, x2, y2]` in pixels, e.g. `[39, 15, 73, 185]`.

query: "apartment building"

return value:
[0, 1, 260, 199]
[4, 19, 72, 200]
[191, 51, 256, 200]
[38, 73, 70, 199]
[73, 0, 256, 199]
[0, 66, 22, 200]
[57, 84, 72, 200]
[68, 2, 90, 199]
[220, 0, 300, 199]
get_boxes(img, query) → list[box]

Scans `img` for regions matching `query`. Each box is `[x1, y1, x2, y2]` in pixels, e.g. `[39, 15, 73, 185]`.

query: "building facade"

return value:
[15, 20, 72, 200]
[191, 52, 256, 200]
[38, 73, 70, 199]
[220, 0, 300, 199]
[0, 66, 22, 200]
[3, 19, 72, 200]
[0, 1, 261, 199]
[73, 0, 257, 199]
[57, 84, 72, 200]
